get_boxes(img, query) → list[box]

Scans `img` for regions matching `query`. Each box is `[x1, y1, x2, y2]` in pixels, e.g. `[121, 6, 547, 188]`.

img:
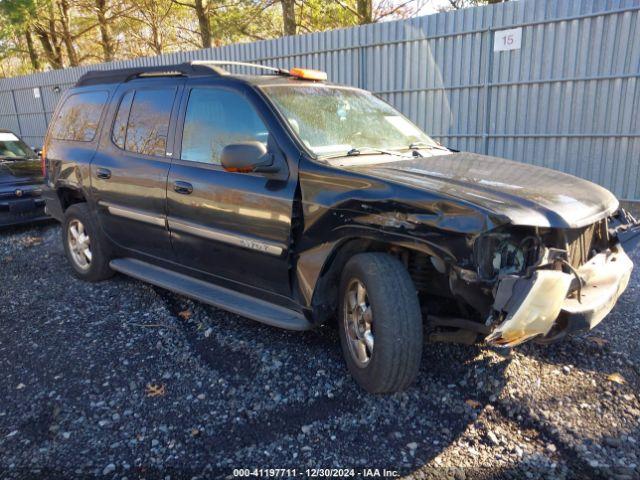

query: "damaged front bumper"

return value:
[485, 244, 633, 347]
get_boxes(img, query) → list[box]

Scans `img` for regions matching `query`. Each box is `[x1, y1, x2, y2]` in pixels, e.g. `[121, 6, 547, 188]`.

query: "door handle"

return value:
[96, 168, 111, 179]
[173, 181, 193, 195]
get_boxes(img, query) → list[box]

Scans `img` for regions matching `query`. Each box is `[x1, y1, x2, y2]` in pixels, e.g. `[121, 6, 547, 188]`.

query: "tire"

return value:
[62, 203, 114, 282]
[338, 253, 423, 393]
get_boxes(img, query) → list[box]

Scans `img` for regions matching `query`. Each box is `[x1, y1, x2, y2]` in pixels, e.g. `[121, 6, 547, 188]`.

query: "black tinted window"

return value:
[181, 88, 268, 165]
[50, 91, 108, 142]
[124, 88, 176, 157]
[112, 91, 134, 149]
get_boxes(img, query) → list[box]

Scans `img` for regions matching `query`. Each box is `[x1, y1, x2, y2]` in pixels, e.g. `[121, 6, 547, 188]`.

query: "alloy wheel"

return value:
[343, 278, 374, 367]
[67, 219, 92, 271]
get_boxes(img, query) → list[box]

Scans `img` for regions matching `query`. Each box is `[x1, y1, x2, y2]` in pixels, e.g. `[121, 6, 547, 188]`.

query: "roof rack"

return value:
[76, 60, 290, 87]
[190, 60, 290, 76]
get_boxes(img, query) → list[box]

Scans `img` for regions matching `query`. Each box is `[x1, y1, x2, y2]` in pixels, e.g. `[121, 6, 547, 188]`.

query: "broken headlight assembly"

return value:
[473, 229, 541, 281]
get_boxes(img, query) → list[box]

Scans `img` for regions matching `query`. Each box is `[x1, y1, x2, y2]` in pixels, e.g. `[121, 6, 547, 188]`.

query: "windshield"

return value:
[0, 132, 35, 159]
[263, 85, 439, 159]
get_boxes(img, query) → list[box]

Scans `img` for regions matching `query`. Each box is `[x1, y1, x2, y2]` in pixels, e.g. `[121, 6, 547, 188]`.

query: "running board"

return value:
[109, 258, 312, 331]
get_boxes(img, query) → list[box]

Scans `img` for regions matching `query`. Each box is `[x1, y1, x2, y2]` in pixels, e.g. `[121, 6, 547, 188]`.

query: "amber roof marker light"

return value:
[289, 68, 328, 81]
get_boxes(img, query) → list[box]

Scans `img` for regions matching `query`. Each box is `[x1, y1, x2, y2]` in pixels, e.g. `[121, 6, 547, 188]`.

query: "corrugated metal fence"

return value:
[0, 0, 639, 199]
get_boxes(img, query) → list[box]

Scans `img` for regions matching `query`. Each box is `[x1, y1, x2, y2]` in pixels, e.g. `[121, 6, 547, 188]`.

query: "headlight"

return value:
[474, 231, 538, 280]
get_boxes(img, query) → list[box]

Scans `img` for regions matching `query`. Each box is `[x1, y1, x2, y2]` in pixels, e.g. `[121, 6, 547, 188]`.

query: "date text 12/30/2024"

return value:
[233, 468, 400, 478]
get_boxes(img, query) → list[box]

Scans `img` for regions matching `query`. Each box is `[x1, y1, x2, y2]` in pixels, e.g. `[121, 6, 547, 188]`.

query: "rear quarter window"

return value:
[50, 91, 108, 142]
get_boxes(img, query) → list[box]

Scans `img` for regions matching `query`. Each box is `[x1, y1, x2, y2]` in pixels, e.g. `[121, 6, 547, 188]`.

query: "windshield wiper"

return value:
[0, 155, 31, 161]
[408, 141, 449, 152]
[321, 146, 412, 161]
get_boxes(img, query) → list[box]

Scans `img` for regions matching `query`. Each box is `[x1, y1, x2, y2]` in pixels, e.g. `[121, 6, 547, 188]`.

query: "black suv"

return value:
[43, 61, 638, 393]
[0, 129, 48, 227]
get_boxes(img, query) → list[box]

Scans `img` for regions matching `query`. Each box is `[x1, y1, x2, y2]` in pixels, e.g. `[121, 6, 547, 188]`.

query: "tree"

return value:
[0, 0, 431, 77]
[170, 0, 212, 48]
[124, 0, 175, 55]
[0, 0, 42, 70]
[280, 0, 296, 36]
[95, 0, 115, 61]
[58, 0, 79, 65]
[335, 0, 425, 25]
[24, 30, 41, 70]
[357, 0, 372, 24]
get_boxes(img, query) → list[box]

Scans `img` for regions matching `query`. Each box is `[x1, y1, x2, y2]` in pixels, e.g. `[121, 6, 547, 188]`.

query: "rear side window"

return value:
[50, 91, 108, 142]
[112, 88, 176, 157]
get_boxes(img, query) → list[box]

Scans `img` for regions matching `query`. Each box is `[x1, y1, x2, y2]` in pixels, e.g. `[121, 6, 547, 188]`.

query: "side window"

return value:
[120, 88, 176, 157]
[50, 91, 108, 142]
[112, 91, 134, 149]
[181, 88, 268, 165]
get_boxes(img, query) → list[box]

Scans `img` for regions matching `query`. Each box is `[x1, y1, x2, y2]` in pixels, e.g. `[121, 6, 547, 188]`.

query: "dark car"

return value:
[0, 129, 48, 227]
[42, 61, 638, 393]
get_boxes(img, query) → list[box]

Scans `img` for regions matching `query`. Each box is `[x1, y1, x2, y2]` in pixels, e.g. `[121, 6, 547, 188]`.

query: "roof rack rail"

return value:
[190, 60, 290, 76]
[76, 60, 289, 87]
[75, 62, 227, 87]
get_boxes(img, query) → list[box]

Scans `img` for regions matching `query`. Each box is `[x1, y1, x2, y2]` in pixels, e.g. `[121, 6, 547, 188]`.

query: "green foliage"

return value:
[0, 0, 38, 26]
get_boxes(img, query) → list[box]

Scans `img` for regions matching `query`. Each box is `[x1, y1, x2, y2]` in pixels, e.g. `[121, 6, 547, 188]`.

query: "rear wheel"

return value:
[63, 203, 113, 281]
[338, 253, 423, 393]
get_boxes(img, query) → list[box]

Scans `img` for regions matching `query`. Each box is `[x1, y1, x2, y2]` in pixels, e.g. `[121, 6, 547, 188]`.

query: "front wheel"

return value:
[338, 253, 423, 393]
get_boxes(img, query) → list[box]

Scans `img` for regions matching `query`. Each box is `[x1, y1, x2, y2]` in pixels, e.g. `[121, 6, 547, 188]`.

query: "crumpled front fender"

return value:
[612, 208, 640, 254]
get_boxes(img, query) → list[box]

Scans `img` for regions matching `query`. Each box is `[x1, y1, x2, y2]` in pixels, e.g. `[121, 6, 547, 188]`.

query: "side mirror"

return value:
[33, 147, 43, 158]
[220, 141, 278, 173]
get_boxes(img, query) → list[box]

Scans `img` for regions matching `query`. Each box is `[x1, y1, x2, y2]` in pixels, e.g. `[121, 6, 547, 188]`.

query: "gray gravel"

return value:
[0, 222, 638, 479]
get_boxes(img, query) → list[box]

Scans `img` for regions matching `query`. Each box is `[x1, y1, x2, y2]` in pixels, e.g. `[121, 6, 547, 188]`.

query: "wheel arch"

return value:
[57, 185, 88, 211]
[297, 229, 450, 325]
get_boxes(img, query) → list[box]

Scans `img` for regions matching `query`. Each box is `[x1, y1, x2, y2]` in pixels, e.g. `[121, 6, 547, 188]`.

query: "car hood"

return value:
[0, 158, 42, 186]
[350, 152, 618, 229]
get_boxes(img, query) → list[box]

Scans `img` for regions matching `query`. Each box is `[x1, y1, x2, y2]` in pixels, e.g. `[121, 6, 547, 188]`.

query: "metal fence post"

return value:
[482, 27, 494, 155]
[38, 87, 48, 128]
[358, 45, 366, 90]
[9, 89, 22, 136]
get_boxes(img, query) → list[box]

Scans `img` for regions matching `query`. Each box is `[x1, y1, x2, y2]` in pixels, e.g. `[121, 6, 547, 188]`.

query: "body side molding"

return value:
[98, 201, 166, 227]
[167, 217, 285, 256]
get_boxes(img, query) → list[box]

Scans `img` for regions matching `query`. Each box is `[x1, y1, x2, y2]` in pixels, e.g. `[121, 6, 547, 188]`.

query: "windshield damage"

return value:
[262, 85, 448, 163]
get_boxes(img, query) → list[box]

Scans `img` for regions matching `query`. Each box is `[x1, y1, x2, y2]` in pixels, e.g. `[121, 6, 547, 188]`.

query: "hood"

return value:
[351, 152, 618, 229]
[0, 158, 42, 186]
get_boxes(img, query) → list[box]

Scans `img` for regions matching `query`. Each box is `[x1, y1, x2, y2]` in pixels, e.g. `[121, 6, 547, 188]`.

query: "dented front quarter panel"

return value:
[294, 157, 509, 306]
[294, 152, 634, 339]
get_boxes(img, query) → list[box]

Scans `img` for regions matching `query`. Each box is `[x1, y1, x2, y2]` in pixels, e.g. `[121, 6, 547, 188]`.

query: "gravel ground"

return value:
[0, 222, 638, 480]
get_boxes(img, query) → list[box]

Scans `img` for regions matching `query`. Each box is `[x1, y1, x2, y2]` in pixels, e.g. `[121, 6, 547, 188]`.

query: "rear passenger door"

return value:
[91, 80, 182, 259]
[167, 81, 297, 298]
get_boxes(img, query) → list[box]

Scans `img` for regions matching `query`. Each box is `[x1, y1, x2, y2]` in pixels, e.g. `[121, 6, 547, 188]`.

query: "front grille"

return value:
[0, 188, 42, 200]
[565, 220, 607, 268]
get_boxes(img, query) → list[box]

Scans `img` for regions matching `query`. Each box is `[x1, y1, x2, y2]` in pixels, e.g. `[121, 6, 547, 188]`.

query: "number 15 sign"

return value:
[494, 27, 522, 52]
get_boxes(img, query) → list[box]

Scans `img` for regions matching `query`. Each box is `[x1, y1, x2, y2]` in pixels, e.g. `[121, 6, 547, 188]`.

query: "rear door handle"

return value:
[96, 168, 111, 179]
[173, 181, 193, 195]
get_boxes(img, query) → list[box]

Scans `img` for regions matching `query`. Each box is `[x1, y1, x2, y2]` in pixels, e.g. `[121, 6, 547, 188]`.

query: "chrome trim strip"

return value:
[168, 218, 285, 256]
[99, 201, 166, 227]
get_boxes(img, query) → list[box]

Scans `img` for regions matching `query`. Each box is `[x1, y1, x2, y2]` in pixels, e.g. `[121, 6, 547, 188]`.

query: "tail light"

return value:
[40, 143, 47, 178]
